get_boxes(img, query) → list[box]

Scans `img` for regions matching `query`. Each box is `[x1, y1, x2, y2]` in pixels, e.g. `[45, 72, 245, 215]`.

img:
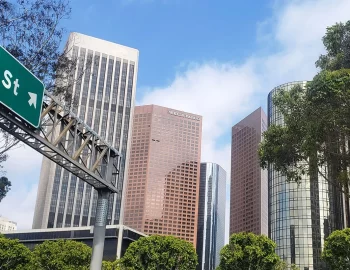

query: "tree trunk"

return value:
[344, 184, 350, 227]
[324, 131, 345, 231]
[309, 150, 323, 269]
[342, 137, 350, 227]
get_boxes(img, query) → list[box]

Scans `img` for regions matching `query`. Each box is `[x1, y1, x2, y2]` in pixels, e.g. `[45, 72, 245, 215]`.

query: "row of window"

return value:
[48, 45, 135, 228]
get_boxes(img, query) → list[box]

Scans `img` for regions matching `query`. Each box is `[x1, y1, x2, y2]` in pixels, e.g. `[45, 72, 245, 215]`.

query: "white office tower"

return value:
[33, 33, 139, 229]
[0, 216, 17, 232]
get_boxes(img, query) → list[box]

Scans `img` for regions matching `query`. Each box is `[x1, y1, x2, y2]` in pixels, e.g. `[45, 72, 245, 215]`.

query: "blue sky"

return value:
[65, 0, 274, 151]
[1, 0, 350, 230]
[67, 0, 271, 87]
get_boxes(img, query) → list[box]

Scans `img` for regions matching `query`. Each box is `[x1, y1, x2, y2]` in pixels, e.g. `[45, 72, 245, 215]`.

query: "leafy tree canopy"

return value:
[322, 228, 350, 270]
[0, 235, 32, 270]
[102, 260, 121, 270]
[0, 176, 11, 202]
[316, 21, 350, 71]
[259, 20, 350, 227]
[259, 69, 350, 192]
[260, 20, 350, 187]
[121, 235, 198, 270]
[217, 232, 280, 270]
[274, 260, 300, 270]
[30, 239, 91, 270]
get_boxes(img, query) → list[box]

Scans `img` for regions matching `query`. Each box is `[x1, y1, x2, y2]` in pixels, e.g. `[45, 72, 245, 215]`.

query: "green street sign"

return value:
[0, 46, 45, 128]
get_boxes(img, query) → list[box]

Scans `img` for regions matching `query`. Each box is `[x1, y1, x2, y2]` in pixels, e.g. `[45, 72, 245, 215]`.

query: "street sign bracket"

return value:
[0, 93, 121, 192]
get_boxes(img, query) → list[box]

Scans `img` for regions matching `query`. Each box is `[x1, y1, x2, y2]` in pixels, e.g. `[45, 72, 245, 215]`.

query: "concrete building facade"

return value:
[124, 105, 202, 246]
[33, 33, 139, 229]
[0, 216, 17, 232]
[230, 107, 268, 236]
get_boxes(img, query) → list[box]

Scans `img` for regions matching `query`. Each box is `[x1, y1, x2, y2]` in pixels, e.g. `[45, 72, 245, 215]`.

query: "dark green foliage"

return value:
[0, 238, 92, 270]
[30, 239, 92, 270]
[217, 232, 280, 270]
[0, 176, 11, 202]
[102, 260, 121, 270]
[259, 69, 350, 187]
[260, 20, 350, 194]
[121, 235, 198, 270]
[0, 235, 32, 270]
[259, 68, 350, 226]
[316, 21, 350, 71]
[322, 228, 350, 270]
[274, 260, 300, 270]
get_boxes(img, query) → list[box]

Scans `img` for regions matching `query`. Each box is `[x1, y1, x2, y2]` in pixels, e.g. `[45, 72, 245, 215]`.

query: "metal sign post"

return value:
[90, 189, 111, 270]
[90, 151, 114, 270]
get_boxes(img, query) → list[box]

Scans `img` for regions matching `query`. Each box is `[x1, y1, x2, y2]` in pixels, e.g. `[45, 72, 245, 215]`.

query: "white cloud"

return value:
[0, 145, 42, 229]
[0, 183, 38, 230]
[139, 0, 350, 176]
[141, 62, 259, 147]
[139, 0, 350, 239]
[4, 144, 42, 174]
[275, 0, 350, 49]
[257, 0, 350, 88]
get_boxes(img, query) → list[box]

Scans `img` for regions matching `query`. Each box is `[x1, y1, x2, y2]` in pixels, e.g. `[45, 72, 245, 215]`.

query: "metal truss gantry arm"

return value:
[0, 91, 121, 193]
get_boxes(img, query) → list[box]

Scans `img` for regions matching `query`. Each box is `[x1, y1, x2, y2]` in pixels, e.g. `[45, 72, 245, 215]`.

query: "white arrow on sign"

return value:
[28, 92, 37, 109]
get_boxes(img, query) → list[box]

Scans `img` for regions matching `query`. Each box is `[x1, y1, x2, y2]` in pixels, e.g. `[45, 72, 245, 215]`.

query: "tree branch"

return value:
[0, 140, 20, 156]
[317, 167, 350, 199]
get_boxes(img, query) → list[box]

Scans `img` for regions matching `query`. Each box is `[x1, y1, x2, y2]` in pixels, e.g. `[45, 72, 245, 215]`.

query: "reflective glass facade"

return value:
[124, 105, 202, 246]
[196, 163, 226, 270]
[268, 82, 344, 270]
[230, 107, 268, 236]
[33, 33, 139, 229]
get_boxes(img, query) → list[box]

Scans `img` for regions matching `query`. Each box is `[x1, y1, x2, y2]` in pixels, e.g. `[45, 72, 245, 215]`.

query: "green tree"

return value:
[0, 176, 11, 202]
[121, 235, 197, 270]
[259, 21, 350, 227]
[322, 228, 350, 270]
[30, 240, 91, 270]
[259, 69, 350, 226]
[316, 21, 350, 71]
[102, 260, 121, 270]
[217, 232, 280, 270]
[0, 235, 32, 270]
[274, 260, 300, 270]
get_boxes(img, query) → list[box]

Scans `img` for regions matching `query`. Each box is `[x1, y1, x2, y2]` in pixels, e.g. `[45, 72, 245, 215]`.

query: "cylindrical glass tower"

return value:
[268, 82, 344, 270]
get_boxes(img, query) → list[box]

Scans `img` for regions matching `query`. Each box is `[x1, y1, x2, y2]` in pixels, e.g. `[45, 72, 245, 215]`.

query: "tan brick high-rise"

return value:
[124, 105, 202, 245]
[230, 107, 268, 236]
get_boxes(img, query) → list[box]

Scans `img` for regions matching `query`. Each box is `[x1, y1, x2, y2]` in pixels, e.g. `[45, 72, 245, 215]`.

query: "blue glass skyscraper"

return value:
[196, 162, 227, 270]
